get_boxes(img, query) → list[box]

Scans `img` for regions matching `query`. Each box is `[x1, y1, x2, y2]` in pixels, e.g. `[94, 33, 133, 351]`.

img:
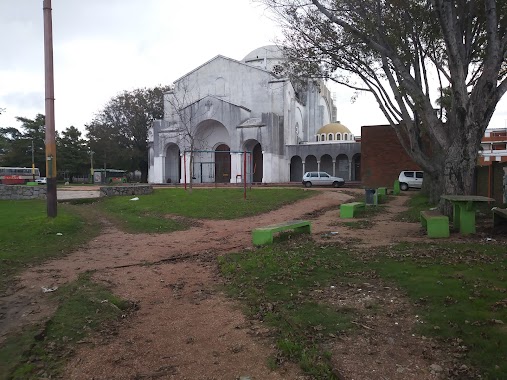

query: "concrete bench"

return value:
[252, 220, 311, 246]
[377, 187, 388, 203]
[493, 207, 507, 227]
[393, 180, 401, 195]
[340, 202, 366, 218]
[420, 210, 449, 238]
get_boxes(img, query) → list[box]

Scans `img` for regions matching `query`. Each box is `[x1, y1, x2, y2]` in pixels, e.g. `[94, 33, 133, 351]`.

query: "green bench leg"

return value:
[340, 204, 355, 218]
[427, 218, 450, 238]
[421, 214, 449, 238]
[393, 180, 400, 195]
[457, 207, 476, 234]
[451, 203, 476, 234]
[295, 224, 311, 234]
[252, 230, 274, 246]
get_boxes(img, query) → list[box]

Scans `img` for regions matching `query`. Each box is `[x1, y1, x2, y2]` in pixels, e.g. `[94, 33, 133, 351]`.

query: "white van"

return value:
[398, 170, 423, 190]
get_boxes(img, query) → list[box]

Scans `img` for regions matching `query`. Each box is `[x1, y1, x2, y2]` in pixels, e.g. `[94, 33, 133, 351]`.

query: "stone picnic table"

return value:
[441, 195, 494, 235]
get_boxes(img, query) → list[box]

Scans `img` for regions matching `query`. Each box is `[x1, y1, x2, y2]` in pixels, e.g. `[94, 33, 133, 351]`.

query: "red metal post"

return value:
[183, 152, 187, 190]
[43, 0, 57, 217]
[243, 151, 247, 200]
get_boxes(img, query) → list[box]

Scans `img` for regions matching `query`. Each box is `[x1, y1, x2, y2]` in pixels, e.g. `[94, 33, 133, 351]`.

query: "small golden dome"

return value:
[317, 121, 351, 135]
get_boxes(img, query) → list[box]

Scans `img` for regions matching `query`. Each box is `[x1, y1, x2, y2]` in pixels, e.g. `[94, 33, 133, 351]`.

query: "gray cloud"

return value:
[0, 91, 44, 109]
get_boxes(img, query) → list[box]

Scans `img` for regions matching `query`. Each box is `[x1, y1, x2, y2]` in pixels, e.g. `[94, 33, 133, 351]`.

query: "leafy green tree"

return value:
[56, 126, 89, 182]
[0, 114, 46, 175]
[261, 0, 507, 201]
[0, 127, 23, 157]
[86, 86, 170, 182]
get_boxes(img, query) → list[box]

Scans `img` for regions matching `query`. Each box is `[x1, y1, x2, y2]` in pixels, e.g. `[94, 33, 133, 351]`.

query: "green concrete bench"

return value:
[420, 210, 449, 238]
[493, 207, 507, 227]
[393, 180, 401, 195]
[252, 220, 311, 246]
[340, 202, 365, 218]
[376, 187, 387, 203]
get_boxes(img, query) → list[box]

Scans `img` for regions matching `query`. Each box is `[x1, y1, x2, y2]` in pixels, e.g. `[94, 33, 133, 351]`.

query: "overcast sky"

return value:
[0, 1, 505, 138]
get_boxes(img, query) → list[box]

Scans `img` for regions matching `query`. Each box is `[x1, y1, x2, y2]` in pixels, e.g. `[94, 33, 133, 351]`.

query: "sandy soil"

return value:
[0, 189, 501, 379]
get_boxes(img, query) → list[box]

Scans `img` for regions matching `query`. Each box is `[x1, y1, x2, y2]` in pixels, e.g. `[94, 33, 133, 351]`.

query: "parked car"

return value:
[302, 172, 345, 188]
[398, 170, 423, 191]
[35, 177, 47, 184]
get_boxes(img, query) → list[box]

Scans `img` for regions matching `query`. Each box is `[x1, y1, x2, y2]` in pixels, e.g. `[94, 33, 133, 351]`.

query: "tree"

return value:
[163, 79, 217, 190]
[0, 127, 23, 157]
[260, 0, 507, 202]
[56, 126, 89, 182]
[86, 86, 170, 182]
[0, 115, 46, 175]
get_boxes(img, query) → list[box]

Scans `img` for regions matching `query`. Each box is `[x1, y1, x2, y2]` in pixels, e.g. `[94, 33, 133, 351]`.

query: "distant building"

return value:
[477, 128, 507, 203]
[148, 45, 361, 184]
[479, 128, 507, 165]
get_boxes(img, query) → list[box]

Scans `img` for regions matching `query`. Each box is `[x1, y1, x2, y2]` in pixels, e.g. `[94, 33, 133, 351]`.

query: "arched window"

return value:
[336, 133, 342, 140]
[321, 134, 326, 141]
[343, 133, 348, 140]
[328, 133, 334, 141]
[316, 135, 320, 142]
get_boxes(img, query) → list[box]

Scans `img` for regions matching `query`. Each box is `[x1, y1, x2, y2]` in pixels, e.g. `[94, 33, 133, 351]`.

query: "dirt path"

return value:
[0, 190, 472, 379]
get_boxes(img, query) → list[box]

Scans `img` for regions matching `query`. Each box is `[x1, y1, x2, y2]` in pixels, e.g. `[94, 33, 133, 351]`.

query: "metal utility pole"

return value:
[31, 139, 35, 181]
[43, 0, 57, 217]
[89, 150, 94, 183]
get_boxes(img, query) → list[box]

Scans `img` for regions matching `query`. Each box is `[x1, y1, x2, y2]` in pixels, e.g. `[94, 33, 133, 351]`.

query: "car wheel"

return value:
[400, 182, 409, 191]
[333, 181, 343, 188]
[304, 181, 312, 188]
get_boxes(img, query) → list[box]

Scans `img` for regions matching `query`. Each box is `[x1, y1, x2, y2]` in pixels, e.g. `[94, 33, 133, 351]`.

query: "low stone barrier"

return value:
[99, 184, 153, 197]
[0, 184, 47, 200]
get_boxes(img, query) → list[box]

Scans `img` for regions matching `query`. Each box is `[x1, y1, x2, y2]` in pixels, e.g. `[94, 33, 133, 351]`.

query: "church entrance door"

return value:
[252, 143, 263, 183]
[215, 144, 231, 183]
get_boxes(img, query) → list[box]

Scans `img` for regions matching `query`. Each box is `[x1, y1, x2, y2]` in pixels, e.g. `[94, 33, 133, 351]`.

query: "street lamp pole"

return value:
[31, 139, 35, 181]
[89, 150, 94, 183]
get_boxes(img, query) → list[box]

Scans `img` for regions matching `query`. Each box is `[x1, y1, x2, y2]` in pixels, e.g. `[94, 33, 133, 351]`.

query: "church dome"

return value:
[242, 45, 284, 63]
[316, 122, 353, 142]
[318, 122, 351, 135]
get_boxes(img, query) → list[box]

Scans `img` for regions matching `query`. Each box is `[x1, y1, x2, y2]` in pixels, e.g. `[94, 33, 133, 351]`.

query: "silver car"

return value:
[398, 170, 423, 190]
[302, 172, 345, 188]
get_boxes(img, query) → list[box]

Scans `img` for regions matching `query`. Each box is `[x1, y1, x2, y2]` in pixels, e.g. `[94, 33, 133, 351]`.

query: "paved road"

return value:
[57, 188, 100, 200]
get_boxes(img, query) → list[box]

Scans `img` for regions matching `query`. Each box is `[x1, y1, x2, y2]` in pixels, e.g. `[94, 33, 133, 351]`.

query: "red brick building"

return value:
[360, 124, 420, 188]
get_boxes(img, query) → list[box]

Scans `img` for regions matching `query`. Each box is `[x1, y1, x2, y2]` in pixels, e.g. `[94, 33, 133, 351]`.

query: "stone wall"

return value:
[100, 184, 153, 197]
[0, 184, 47, 200]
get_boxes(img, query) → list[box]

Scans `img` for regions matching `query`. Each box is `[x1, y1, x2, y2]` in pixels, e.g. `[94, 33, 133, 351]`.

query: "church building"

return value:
[148, 45, 361, 184]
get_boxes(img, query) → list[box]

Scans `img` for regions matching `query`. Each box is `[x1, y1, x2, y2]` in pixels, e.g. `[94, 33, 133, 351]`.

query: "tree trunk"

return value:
[422, 117, 481, 213]
[425, 125, 479, 214]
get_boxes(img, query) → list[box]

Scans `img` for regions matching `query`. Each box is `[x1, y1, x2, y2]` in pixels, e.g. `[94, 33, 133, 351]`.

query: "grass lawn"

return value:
[0, 272, 131, 379]
[96, 188, 315, 233]
[0, 200, 99, 293]
[220, 192, 507, 379]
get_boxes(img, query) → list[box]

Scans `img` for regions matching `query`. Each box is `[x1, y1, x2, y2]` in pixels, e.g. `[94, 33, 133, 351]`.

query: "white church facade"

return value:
[148, 45, 361, 185]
